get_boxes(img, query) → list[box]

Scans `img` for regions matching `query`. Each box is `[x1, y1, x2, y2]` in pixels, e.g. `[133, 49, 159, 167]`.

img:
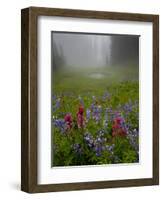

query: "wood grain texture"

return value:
[21, 8, 38, 193]
[21, 8, 30, 192]
[21, 7, 159, 193]
[152, 15, 159, 185]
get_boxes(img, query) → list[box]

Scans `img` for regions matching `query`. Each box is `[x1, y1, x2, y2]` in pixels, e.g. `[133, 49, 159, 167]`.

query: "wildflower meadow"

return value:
[52, 69, 139, 166]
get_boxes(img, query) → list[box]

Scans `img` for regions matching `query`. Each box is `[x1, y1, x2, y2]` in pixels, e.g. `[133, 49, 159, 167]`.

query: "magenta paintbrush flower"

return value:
[112, 116, 127, 137]
[77, 105, 85, 128]
[64, 113, 73, 130]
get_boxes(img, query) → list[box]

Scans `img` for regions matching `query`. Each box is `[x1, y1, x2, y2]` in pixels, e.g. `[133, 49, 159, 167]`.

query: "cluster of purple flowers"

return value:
[53, 118, 66, 133]
[86, 109, 91, 122]
[84, 132, 94, 148]
[94, 133, 106, 156]
[123, 102, 133, 114]
[84, 130, 109, 157]
[127, 129, 139, 153]
[53, 98, 61, 112]
[94, 146, 104, 157]
[92, 105, 102, 124]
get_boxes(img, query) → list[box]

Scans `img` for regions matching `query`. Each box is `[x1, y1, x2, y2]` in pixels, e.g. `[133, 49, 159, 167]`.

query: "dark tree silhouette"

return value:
[52, 41, 66, 71]
[110, 35, 139, 66]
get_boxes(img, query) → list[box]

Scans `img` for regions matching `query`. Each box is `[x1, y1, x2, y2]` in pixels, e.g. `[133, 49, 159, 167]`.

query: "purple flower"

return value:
[53, 98, 61, 112]
[123, 102, 133, 114]
[92, 105, 102, 124]
[84, 132, 94, 148]
[94, 145, 102, 157]
[53, 118, 66, 133]
[106, 144, 115, 154]
[86, 109, 91, 121]
[127, 129, 139, 153]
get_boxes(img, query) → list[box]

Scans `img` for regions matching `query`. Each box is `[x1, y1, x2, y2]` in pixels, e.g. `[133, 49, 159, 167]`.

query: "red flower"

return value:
[64, 113, 73, 130]
[112, 116, 127, 137]
[79, 105, 84, 114]
[114, 117, 123, 124]
[77, 105, 85, 128]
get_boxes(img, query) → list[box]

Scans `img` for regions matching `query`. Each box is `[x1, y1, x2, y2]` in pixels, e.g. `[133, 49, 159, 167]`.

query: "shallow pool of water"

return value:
[88, 73, 106, 79]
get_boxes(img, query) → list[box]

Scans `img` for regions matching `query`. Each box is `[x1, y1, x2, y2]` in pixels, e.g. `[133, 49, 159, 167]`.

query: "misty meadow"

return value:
[52, 32, 139, 166]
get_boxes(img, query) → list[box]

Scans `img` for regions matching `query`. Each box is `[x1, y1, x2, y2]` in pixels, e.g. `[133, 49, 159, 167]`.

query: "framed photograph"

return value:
[21, 7, 159, 193]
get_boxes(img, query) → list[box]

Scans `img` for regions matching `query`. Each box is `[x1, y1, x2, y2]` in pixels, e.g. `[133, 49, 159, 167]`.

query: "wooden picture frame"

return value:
[21, 7, 159, 193]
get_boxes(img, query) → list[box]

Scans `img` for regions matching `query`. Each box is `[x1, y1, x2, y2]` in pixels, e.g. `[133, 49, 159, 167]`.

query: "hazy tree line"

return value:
[52, 41, 66, 71]
[110, 35, 139, 66]
[52, 33, 139, 70]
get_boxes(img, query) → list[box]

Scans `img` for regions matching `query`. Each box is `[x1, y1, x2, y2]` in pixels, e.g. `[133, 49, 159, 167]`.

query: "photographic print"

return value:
[21, 7, 159, 192]
[52, 32, 139, 167]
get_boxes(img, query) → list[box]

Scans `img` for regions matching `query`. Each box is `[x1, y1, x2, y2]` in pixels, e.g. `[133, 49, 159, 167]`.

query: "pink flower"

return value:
[64, 113, 72, 130]
[77, 105, 85, 128]
[112, 116, 127, 137]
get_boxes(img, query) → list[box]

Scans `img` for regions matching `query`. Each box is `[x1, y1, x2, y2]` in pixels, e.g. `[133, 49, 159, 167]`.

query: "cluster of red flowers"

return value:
[64, 113, 73, 130]
[64, 105, 127, 138]
[64, 105, 85, 130]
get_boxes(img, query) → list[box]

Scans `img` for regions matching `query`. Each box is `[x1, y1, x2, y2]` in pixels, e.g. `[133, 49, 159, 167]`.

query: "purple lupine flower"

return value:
[93, 129, 107, 157]
[90, 103, 95, 111]
[106, 144, 115, 154]
[94, 145, 102, 157]
[53, 118, 66, 133]
[127, 129, 139, 153]
[53, 98, 61, 112]
[92, 105, 102, 124]
[52, 94, 56, 101]
[92, 106, 96, 120]
[123, 102, 133, 115]
[86, 109, 91, 122]
[90, 96, 96, 112]
[84, 132, 94, 148]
